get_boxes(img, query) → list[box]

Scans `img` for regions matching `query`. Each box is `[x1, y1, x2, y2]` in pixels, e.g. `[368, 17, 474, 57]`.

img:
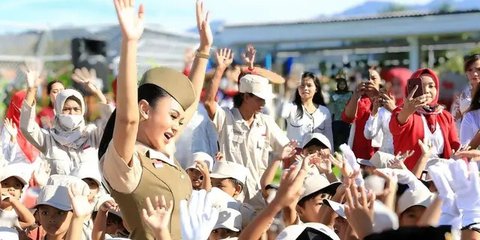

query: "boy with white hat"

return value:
[204, 72, 292, 210]
[210, 161, 248, 199]
[71, 164, 104, 204]
[0, 163, 35, 230]
[210, 208, 242, 240]
[185, 152, 213, 190]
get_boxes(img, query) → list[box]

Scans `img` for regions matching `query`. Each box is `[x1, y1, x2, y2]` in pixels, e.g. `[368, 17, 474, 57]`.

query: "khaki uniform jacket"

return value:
[101, 142, 192, 240]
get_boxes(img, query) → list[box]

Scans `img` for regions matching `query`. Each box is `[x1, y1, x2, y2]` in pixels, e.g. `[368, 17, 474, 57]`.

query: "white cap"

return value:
[364, 175, 386, 196]
[0, 227, 18, 240]
[323, 199, 346, 218]
[35, 185, 72, 211]
[210, 161, 248, 186]
[356, 158, 375, 167]
[322, 200, 398, 233]
[239, 75, 274, 100]
[46, 175, 90, 197]
[0, 163, 30, 186]
[213, 208, 242, 232]
[186, 152, 214, 172]
[397, 188, 434, 214]
[301, 132, 332, 151]
[300, 174, 341, 201]
[276, 222, 340, 240]
[71, 164, 102, 187]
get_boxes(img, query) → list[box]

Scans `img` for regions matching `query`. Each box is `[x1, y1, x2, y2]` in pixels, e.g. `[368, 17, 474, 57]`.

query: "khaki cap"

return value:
[140, 67, 195, 111]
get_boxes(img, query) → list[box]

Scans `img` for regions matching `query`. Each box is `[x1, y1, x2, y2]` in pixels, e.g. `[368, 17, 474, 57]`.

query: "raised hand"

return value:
[215, 48, 234, 70]
[33, 160, 51, 187]
[215, 152, 224, 161]
[403, 85, 430, 114]
[3, 118, 18, 140]
[380, 92, 396, 112]
[142, 196, 173, 234]
[72, 68, 98, 93]
[273, 159, 308, 208]
[307, 152, 332, 174]
[344, 184, 375, 239]
[113, 0, 145, 41]
[21, 61, 44, 89]
[99, 199, 118, 212]
[388, 150, 414, 169]
[281, 140, 298, 160]
[454, 149, 480, 161]
[180, 190, 219, 240]
[68, 182, 93, 219]
[196, 0, 213, 52]
[242, 44, 256, 69]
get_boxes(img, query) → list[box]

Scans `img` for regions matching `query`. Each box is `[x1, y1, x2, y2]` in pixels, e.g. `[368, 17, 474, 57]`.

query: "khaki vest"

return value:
[108, 152, 192, 240]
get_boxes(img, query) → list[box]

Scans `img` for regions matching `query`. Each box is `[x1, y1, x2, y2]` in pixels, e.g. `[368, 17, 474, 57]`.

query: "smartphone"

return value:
[407, 77, 424, 98]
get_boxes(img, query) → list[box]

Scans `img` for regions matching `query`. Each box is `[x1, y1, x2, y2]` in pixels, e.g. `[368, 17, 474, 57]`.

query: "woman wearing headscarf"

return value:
[20, 66, 111, 175]
[390, 68, 460, 171]
[364, 68, 411, 154]
[97, 0, 212, 239]
[2, 90, 40, 164]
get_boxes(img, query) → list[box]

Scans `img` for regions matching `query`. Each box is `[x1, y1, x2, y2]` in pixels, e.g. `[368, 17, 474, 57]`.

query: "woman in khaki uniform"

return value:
[97, 0, 212, 239]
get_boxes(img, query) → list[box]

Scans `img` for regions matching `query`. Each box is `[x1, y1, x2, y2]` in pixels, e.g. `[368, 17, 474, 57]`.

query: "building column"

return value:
[407, 36, 420, 71]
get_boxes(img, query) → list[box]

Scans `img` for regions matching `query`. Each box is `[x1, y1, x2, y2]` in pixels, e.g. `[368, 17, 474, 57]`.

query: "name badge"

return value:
[152, 160, 164, 169]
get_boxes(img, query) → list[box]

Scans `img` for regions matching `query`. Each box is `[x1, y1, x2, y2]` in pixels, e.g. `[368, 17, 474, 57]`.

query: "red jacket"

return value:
[341, 96, 375, 159]
[390, 108, 460, 170]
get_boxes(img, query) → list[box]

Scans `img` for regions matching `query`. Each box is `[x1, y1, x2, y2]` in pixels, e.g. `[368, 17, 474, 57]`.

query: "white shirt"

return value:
[460, 109, 480, 145]
[364, 107, 394, 154]
[285, 104, 333, 147]
[0, 209, 19, 229]
[421, 115, 444, 157]
[213, 104, 289, 209]
[175, 104, 218, 169]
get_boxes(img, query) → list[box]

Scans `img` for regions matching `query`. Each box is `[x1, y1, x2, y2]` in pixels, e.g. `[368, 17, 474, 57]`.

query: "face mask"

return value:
[58, 114, 84, 131]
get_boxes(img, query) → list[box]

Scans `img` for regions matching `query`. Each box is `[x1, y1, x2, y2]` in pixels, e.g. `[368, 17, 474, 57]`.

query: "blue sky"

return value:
[0, 0, 433, 33]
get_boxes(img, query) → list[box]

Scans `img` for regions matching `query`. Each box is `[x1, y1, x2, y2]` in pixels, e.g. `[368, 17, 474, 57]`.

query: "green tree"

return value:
[382, 3, 409, 13]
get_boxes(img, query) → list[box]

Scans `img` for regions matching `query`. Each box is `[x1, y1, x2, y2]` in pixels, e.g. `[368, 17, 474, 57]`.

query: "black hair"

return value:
[464, 53, 480, 72]
[47, 80, 63, 95]
[335, 78, 350, 94]
[228, 178, 244, 193]
[65, 96, 82, 110]
[297, 191, 332, 208]
[233, 92, 255, 108]
[293, 72, 326, 119]
[469, 84, 480, 112]
[98, 83, 170, 160]
[303, 139, 328, 150]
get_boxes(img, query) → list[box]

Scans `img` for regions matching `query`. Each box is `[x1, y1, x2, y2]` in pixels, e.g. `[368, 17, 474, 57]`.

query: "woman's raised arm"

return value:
[112, 0, 145, 166]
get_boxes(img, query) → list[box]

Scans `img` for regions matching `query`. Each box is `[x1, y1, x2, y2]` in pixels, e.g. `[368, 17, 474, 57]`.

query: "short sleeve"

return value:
[100, 141, 142, 194]
[212, 103, 227, 133]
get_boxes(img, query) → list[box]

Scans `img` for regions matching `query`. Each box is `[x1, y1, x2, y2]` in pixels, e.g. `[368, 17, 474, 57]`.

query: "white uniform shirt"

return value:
[460, 109, 480, 145]
[285, 104, 333, 147]
[213, 105, 289, 209]
[364, 107, 394, 154]
[421, 115, 444, 157]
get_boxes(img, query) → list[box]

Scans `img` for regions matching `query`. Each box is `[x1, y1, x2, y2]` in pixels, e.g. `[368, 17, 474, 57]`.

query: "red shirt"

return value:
[341, 96, 375, 159]
[389, 107, 460, 170]
[36, 106, 55, 129]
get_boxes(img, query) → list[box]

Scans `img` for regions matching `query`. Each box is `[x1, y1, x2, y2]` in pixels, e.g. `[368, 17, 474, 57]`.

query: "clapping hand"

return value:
[142, 196, 173, 235]
[21, 61, 44, 89]
[113, 0, 145, 41]
[215, 48, 234, 70]
[388, 150, 414, 169]
[242, 44, 256, 69]
[3, 118, 17, 142]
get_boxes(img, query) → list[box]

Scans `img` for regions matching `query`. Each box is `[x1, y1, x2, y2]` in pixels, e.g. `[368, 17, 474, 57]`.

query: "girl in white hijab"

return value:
[20, 66, 113, 175]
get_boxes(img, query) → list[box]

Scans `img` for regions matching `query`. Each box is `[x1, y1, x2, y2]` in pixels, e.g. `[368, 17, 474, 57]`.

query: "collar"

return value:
[135, 142, 175, 166]
[232, 107, 264, 128]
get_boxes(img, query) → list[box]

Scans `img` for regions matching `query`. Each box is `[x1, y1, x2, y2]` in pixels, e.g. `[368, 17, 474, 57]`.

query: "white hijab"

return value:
[50, 89, 88, 149]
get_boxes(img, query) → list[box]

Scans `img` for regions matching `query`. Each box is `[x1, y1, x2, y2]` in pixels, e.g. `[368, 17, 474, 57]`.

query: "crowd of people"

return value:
[1, 0, 480, 239]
